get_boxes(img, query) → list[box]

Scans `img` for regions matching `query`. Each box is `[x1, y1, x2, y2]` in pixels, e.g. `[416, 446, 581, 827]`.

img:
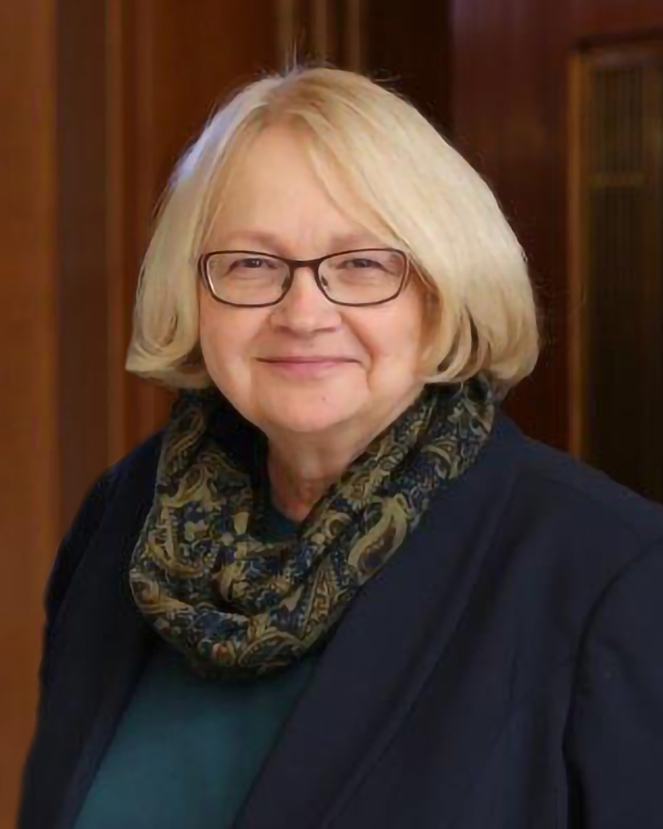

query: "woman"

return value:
[19, 65, 663, 829]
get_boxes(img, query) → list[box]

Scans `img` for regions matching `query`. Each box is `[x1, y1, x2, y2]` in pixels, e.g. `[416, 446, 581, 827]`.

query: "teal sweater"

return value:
[74, 505, 321, 829]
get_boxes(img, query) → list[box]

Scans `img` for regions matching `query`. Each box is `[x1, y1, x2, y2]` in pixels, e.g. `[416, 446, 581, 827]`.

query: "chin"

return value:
[270, 412, 352, 436]
[260, 398, 359, 437]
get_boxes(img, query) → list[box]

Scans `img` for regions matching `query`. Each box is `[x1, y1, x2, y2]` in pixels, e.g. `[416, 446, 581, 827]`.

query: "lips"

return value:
[257, 357, 355, 377]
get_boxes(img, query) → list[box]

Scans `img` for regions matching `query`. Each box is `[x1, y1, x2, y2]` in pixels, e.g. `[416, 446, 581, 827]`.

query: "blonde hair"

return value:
[126, 64, 539, 394]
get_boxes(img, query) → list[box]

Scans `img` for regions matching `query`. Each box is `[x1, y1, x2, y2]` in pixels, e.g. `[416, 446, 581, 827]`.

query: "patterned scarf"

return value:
[129, 375, 495, 679]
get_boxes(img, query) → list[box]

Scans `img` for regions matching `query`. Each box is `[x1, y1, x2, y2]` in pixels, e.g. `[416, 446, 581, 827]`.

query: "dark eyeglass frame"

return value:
[197, 247, 410, 308]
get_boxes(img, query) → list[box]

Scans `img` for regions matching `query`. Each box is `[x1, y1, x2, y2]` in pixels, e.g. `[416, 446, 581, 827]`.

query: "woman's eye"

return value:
[343, 259, 382, 269]
[233, 258, 271, 269]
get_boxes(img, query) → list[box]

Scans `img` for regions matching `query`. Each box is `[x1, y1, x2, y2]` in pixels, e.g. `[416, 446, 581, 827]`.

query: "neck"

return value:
[266, 438, 360, 523]
[265, 389, 425, 522]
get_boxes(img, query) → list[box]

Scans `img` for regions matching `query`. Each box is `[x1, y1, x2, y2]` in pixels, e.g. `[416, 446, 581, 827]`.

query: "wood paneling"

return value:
[451, 0, 663, 453]
[57, 0, 109, 527]
[451, 0, 572, 448]
[572, 0, 663, 41]
[0, 1, 59, 826]
[276, 0, 367, 71]
[278, 0, 450, 126]
[365, 0, 450, 131]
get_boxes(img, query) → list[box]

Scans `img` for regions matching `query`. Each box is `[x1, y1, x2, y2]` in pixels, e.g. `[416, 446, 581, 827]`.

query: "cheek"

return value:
[361, 308, 425, 370]
[199, 306, 226, 372]
[199, 303, 258, 377]
[200, 303, 241, 369]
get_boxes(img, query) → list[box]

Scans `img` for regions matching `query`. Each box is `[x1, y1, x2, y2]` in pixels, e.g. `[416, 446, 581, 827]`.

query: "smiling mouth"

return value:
[257, 358, 355, 375]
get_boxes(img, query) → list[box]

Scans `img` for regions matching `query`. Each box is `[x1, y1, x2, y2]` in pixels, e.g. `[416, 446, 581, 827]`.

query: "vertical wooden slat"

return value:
[277, 0, 297, 67]
[642, 61, 663, 497]
[57, 0, 110, 527]
[106, 0, 130, 462]
[344, 0, 364, 72]
[311, 0, 331, 59]
[0, 0, 59, 824]
[130, 0, 170, 450]
[568, 53, 587, 458]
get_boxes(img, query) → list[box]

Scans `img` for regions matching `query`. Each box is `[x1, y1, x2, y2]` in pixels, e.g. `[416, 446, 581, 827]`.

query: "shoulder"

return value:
[479, 417, 663, 723]
[496, 413, 663, 551]
[105, 429, 164, 492]
[474, 413, 663, 635]
[67, 428, 163, 546]
[44, 430, 164, 626]
[73, 427, 164, 557]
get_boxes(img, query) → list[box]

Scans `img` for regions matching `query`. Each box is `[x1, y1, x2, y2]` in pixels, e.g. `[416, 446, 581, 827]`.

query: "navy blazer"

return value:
[18, 411, 663, 829]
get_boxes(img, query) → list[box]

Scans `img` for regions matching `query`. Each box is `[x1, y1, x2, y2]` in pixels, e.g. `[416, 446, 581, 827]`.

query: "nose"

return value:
[270, 266, 342, 334]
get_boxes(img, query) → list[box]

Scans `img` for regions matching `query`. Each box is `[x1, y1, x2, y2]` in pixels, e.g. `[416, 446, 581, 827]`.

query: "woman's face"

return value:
[199, 126, 428, 442]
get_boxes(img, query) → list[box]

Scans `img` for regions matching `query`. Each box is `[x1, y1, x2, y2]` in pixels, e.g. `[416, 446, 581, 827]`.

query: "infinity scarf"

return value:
[129, 376, 495, 679]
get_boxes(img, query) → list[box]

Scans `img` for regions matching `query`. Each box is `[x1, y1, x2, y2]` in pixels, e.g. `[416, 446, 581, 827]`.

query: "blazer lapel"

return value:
[233, 413, 522, 829]
[55, 557, 155, 829]
[38, 448, 160, 829]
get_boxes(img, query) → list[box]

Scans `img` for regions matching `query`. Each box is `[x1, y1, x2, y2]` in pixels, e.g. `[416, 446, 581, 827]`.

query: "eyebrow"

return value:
[219, 230, 384, 254]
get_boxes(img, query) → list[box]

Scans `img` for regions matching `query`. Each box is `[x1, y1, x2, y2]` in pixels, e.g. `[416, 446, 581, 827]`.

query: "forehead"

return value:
[207, 126, 386, 252]
[229, 126, 340, 196]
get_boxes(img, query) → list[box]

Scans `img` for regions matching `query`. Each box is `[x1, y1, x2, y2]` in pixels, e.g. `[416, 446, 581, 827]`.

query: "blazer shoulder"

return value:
[45, 430, 164, 629]
[106, 428, 164, 490]
[506, 422, 663, 547]
[68, 427, 163, 554]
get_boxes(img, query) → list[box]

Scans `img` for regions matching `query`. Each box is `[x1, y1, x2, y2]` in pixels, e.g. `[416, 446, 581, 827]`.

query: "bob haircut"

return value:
[126, 64, 539, 395]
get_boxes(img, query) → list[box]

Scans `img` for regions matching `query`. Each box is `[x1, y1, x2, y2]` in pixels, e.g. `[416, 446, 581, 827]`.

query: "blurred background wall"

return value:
[1, 0, 662, 824]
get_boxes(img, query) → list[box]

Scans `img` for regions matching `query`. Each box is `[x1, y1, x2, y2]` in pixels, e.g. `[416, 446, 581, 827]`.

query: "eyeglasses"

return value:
[198, 248, 409, 307]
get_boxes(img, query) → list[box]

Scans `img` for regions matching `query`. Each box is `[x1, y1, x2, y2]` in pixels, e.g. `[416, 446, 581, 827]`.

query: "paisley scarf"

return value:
[129, 375, 495, 679]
